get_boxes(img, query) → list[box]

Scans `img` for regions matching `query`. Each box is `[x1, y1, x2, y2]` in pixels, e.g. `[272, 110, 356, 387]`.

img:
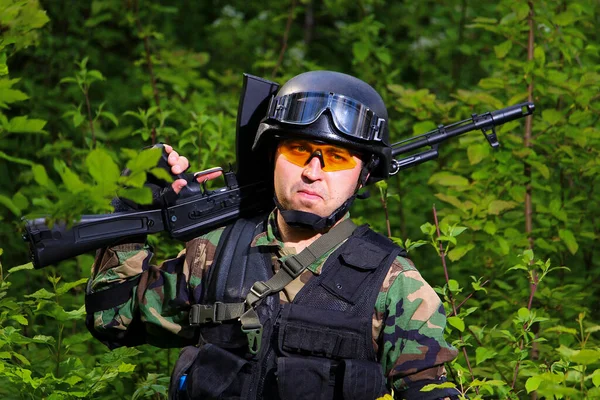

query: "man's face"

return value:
[273, 139, 363, 218]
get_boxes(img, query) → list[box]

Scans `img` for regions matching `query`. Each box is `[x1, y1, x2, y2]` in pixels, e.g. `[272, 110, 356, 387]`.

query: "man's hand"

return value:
[163, 145, 223, 194]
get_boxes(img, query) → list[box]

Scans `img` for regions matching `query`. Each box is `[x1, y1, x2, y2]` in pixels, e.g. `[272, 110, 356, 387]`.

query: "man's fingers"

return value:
[163, 144, 173, 153]
[194, 167, 223, 183]
[167, 150, 180, 166]
[171, 178, 187, 194]
[197, 171, 223, 182]
[172, 156, 189, 175]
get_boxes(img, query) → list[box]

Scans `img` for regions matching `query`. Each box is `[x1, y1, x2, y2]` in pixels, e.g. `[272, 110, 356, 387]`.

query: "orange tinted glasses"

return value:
[278, 140, 358, 172]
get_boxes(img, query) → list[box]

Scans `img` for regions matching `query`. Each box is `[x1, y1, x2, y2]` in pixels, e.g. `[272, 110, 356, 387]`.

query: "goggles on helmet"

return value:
[278, 139, 359, 172]
[266, 91, 386, 142]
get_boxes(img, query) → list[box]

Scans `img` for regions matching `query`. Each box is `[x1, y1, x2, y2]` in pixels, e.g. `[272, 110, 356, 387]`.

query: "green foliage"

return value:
[0, 0, 599, 398]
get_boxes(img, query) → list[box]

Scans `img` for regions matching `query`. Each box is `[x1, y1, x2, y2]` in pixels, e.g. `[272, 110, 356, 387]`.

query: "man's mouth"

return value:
[297, 189, 323, 200]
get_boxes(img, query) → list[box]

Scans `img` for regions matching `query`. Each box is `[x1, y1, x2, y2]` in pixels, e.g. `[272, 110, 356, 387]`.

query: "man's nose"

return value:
[302, 155, 325, 180]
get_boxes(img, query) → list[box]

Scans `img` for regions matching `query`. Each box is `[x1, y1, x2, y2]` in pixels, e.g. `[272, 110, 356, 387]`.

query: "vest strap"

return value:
[240, 218, 358, 354]
[189, 302, 246, 325]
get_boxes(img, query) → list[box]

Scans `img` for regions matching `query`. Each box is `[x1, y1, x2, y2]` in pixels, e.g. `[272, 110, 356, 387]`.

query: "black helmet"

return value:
[253, 70, 392, 183]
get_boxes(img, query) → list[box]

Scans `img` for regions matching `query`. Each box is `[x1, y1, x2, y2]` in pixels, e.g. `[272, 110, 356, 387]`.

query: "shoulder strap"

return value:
[204, 214, 266, 303]
[239, 218, 358, 354]
[189, 218, 358, 354]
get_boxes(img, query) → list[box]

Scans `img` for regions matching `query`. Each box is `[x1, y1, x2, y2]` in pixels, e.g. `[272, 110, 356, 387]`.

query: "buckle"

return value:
[281, 257, 305, 278]
[249, 281, 271, 299]
[189, 303, 223, 325]
[241, 324, 263, 355]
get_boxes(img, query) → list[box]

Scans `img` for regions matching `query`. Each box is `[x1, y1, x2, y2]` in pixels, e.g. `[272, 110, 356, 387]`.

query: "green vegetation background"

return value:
[0, 0, 599, 398]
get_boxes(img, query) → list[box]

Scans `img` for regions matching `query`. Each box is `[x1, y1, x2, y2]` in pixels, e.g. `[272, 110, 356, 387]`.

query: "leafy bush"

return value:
[1, 0, 599, 398]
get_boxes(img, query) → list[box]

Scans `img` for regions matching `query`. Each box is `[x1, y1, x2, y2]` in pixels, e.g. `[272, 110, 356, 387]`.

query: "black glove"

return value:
[112, 144, 200, 212]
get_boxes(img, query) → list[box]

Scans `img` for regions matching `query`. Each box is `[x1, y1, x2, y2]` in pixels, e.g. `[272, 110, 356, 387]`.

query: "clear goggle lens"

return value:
[267, 92, 385, 141]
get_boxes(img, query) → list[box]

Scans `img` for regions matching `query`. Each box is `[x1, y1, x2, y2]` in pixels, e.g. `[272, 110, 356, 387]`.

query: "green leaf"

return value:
[488, 200, 518, 215]
[529, 160, 550, 179]
[126, 147, 162, 172]
[554, 11, 577, 26]
[118, 187, 153, 205]
[5, 116, 47, 133]
[420, 382, 456, 392]
[558, 229, 578, 255]
[412, 121, 437, 136]
[100, 111, 119, 126]
[10, 314, 28, 325]
[494, 40, 513, 59]
[514, 3, 530, 21]
[86, 148, 120, 186]
[434, 193, 469, 211]
[517, 307, 530, 320]
[0, 150, 35, 166]
[448, 243, 475, 261]
[149, 167, 173, 183]
[450, 226, 467, 236]
[0, 85, 29, 107]
[0, 51, 7, 76]
[448, 279, 460, 292]
[118, 362, 136, 373]
[59, 77, 78, 84]
[478, 77, 505, 90]
[483, 221, 497, 235]
[534, 46, 545, 66]
[496, 236, 509, 255]
[375, 49, 391, 65]
[526, 376, 542, 393]
[571, 349, 600, 365]
[54, 159, 87, 193]
[32, 164, 49, 187]
[592, 369, 600, 387]
[541, 109, 564, 126]
[428, 172, 469, 187]
[420, 223, 435, 237]
[12, 191, 29, 210]
[87, 69, 105, 81]
[469, 379, 505, 388]
[447, 316, 465, 332]
[352, 41, 370, 62]
[56, 278, 89, 296]
[0, 194, 21, 216]
[475, 347, 497, 365]
[12, 352, 30, 366]
[100, 346, 143, 365]
[25, 288, 55, 300]
[545, 326, 577, 335]
[7, 263, 34, 274]
[467, 143, 489, 165]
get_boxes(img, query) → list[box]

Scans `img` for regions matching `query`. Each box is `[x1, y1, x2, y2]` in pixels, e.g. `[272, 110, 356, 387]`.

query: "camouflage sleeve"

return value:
[86, 227, 225, 348]
[376, 256, 461, 399]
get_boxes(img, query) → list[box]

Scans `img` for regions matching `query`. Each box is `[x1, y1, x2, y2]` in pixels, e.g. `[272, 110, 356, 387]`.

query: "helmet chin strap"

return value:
[274, 155, 379, 232]
[274, 195, 357, 232]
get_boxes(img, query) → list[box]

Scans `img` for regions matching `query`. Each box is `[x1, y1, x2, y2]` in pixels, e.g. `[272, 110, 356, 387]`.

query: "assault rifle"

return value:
[22, 74, 535, 269]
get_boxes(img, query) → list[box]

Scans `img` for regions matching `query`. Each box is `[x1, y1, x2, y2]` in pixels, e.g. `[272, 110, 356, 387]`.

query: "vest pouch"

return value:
[277, 357, 335, 400]
[169, 344, 250, 400]
[342, 359, 388, 400]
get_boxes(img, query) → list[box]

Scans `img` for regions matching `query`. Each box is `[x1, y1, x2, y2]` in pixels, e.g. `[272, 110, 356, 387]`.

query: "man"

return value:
[86, 71, 461, 399]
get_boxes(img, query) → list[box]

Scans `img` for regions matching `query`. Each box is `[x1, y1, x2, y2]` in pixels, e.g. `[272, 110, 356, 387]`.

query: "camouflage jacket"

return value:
[88, 211, 458, 395]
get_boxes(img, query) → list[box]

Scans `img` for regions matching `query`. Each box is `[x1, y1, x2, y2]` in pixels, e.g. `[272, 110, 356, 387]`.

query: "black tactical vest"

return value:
[169, 215, 404, 400]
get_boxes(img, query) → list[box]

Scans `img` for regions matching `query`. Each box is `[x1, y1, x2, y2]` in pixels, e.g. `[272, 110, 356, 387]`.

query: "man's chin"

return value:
[285, 200, 330, 217]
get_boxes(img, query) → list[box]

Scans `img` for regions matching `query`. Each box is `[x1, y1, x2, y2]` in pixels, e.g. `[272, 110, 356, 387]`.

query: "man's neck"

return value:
[276, 212, 321, 253]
